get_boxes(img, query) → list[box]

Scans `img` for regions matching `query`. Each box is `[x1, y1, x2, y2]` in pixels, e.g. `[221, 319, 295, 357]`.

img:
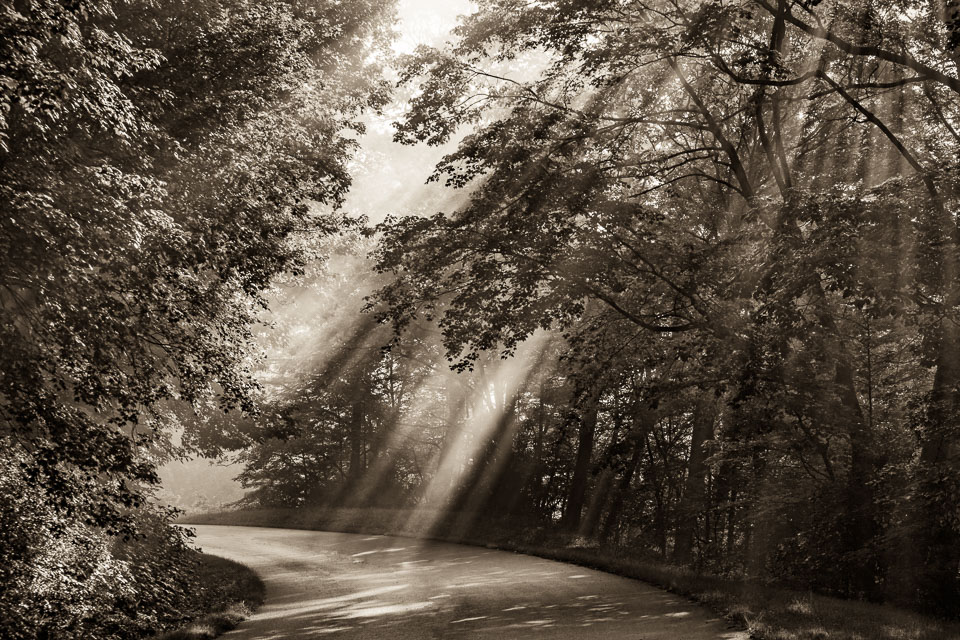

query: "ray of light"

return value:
[395, 330, 554, 537]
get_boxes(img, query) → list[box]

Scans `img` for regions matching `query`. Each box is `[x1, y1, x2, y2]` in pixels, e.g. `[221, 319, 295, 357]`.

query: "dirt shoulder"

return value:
[154, 552, 265, 640]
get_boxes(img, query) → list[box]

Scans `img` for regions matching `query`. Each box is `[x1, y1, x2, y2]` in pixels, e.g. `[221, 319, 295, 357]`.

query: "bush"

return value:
[0, 440, 221, 639]
[0, 443, 133, 640]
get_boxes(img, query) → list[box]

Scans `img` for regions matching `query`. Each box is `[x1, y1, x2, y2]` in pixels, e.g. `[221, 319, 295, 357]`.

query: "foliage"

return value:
[0, 439, 205, 639]
[0, 0, 394, 637]
[0, 442, 132, 640]
[367, 0, 960, 616]
[154, 553, 265, 640]
[92, 0, 960, 625]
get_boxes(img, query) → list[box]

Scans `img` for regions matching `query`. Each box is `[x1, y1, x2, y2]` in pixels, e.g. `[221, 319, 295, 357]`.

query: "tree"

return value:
[0, 1, 394, 636]
[369, 0, 960, 614]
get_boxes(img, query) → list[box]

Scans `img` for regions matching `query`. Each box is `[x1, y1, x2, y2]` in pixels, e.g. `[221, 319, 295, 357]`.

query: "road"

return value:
[190, 525, 748, 640]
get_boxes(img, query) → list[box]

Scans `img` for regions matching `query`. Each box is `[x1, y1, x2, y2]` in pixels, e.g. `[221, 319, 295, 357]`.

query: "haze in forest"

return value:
[157, 0, 474, 510]
[7, 1, 960, 638]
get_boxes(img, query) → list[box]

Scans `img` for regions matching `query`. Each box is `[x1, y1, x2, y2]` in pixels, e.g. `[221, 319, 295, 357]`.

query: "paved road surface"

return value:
[190, 525, 747, 640]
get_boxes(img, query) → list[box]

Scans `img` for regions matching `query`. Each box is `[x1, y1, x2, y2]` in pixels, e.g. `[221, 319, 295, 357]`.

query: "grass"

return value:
[181, 507, 960, 640]
[154, 553, 265, 640]
[501, 546, 959, 640]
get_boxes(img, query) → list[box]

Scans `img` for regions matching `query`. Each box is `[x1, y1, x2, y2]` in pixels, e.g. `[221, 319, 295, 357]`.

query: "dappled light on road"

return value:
[192, 525, 747, 639]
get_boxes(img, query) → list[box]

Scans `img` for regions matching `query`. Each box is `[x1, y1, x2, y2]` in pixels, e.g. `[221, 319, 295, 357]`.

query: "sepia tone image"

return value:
[3, 1, 960, 638]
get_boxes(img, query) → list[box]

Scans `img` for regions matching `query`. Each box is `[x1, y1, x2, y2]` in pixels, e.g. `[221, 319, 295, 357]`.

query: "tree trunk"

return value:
[580, 391, 625, 537]
[673, 394, 717, 565]
[835, 355, 881, 599]
[561, 395, 599, 531]
[914, 318, 960, 614]
[600, 408, 655, 543]
[579, 467, 613, 538]
[348, 397, 364, 483]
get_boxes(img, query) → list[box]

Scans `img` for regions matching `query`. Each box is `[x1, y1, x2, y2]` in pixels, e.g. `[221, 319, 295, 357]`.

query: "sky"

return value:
[343, 0, 475, 225]
[158, 0, 475, 511]
[392, 0, 473, 55]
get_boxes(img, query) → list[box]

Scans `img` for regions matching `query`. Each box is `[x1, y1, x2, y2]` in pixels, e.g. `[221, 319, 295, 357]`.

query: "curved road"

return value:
[191, 525, 747, 640]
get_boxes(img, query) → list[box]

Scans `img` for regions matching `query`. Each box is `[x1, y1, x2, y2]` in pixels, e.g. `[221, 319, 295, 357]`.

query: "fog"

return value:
[158, 0, 475, 511]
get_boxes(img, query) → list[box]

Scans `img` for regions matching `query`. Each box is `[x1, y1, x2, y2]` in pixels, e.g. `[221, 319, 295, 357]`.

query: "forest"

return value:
[3, 0, 960, 638]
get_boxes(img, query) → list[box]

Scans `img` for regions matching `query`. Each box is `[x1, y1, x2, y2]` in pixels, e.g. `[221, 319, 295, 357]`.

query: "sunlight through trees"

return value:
[212, 0, 960, 620]
[5, 1, 960, 637]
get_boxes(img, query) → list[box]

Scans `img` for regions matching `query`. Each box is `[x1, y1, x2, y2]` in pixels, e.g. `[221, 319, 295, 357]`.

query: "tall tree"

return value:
[370, 0, 960, 613]
[0, 2, 394, 636]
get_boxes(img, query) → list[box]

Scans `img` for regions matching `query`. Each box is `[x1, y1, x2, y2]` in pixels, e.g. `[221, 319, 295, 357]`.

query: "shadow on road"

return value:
[193, 526, 746, 640]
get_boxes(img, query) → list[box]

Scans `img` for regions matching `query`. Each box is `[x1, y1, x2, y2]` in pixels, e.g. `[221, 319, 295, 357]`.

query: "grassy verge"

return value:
[154, 552, 265, 640]
[181, 508, 960, 640]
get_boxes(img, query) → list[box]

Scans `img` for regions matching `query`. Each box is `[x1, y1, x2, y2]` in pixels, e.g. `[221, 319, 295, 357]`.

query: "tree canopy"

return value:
[7, 0, 960, 634]
[366, 0, 960, 614]
[0, 1, 393, 637]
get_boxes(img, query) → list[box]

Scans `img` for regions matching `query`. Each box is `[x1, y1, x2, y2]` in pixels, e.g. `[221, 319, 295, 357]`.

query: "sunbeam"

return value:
[399, 330, 554, 537]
